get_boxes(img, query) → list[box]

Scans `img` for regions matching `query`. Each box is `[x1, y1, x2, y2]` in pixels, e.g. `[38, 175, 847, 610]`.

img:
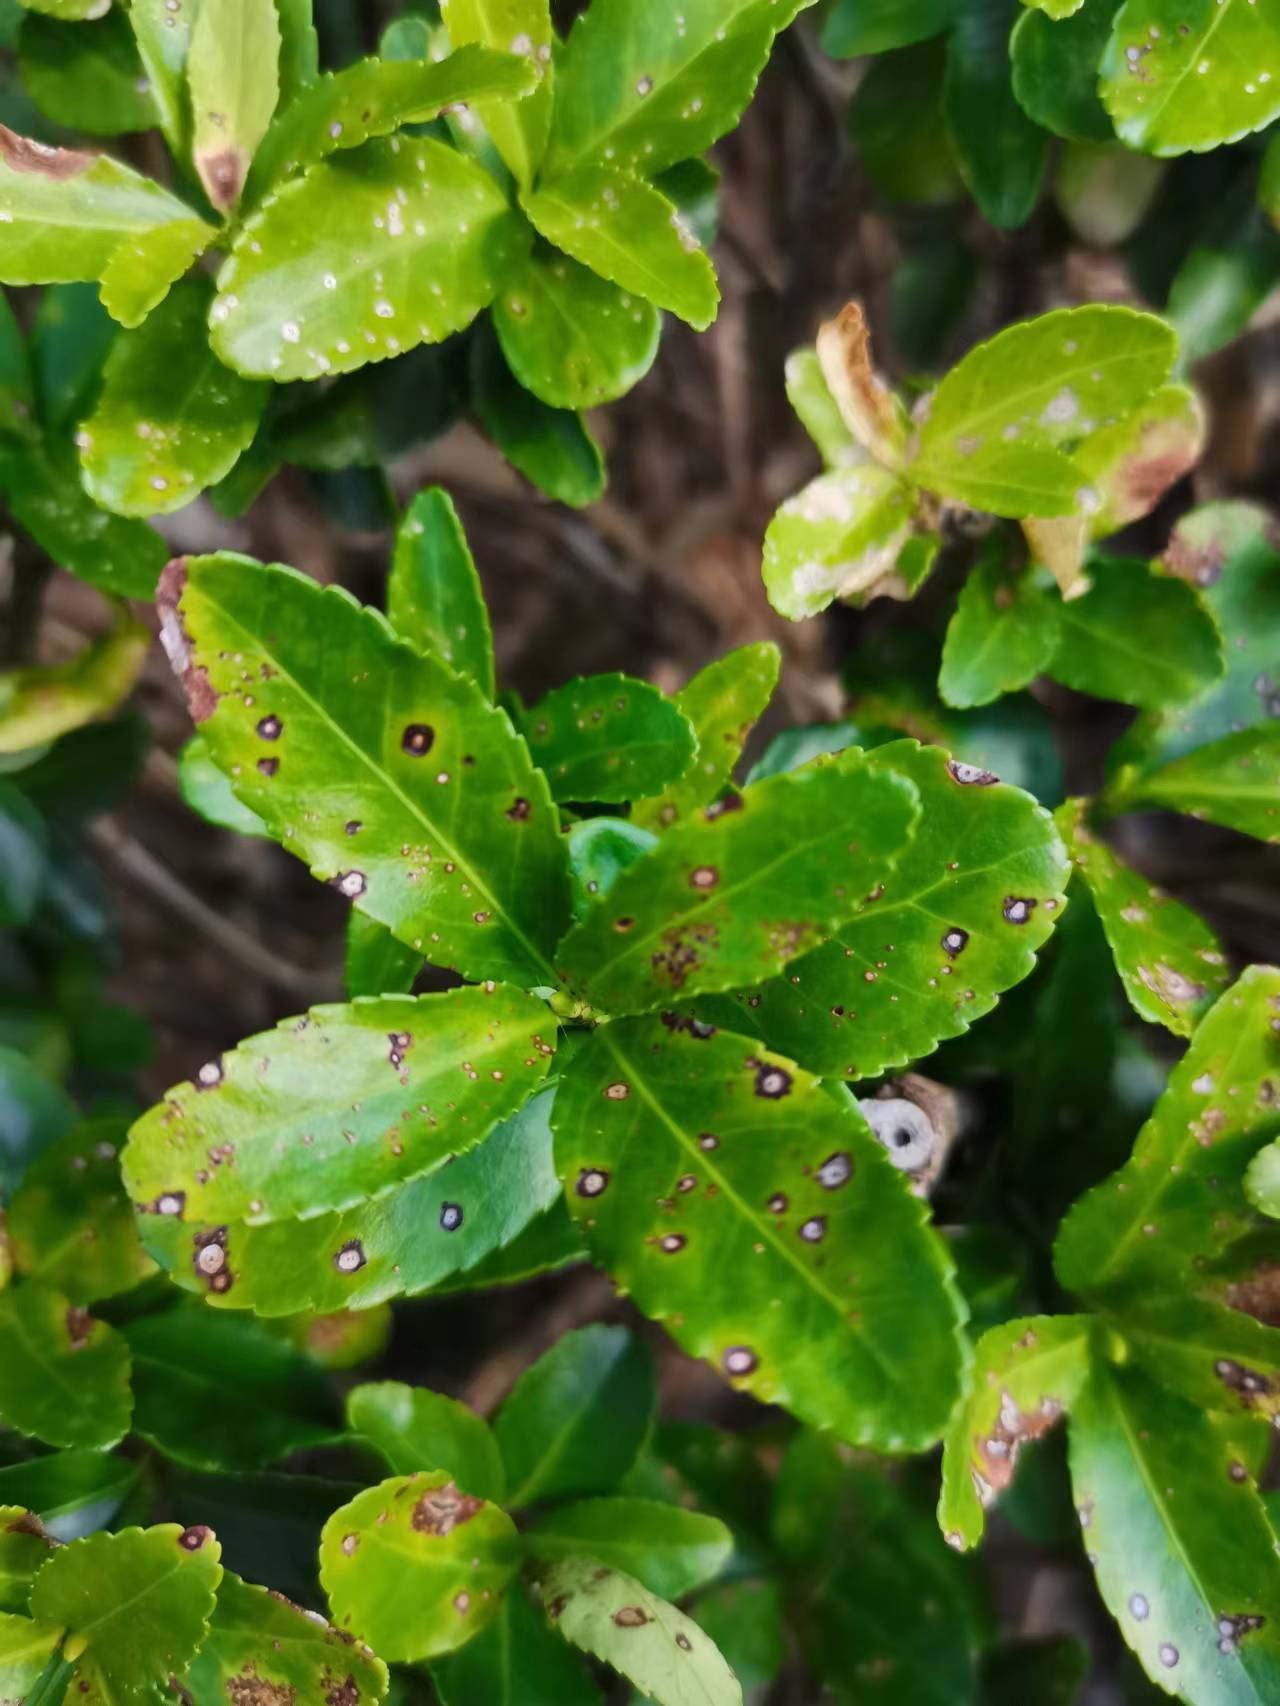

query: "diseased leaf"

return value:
[523, 166, 718, 331]
[212, 137, 530, 382]
[1114, 1296, 1280, 1424]
[555, 753, 920, 1016]
[1056, 796, 1229, 1035]
[1010, 0, 1115, 142]
[713, 741, 1068, 1080]
[944, 0, 1049, 228]
[939, 542, 1060, 709]
[629, 643, 779, 833]
[814, 301, 909, 469]
[156, 554, 571, 985]
[440, 1, 553, 187]
[432, 1583, 603, 1706]
[784, 345, 861, 468]
[124, 986, 553, 1225]
[532, 1554, 742, 1706]
[516, 673, 695, 805]
[1106, 724, 1280, 843]
[552, 1019, 966, 1452]
[29, 1523, 222, 1699]
[1067, 1360, 1280, 1701]
[98, 217, 215, 329]
[187, 0, 281, 213]
[348, 1381, 506, 1502]
[178, 733, 268, 838]
[938, 1315, 1092, 1550]
[762, 464, 918, 621]
[494, 1325, 655, 1508]
[1073, 384, 1205, 539]
[17, 12, 159, 138]
[345, 911, 422, 998]
[388, 486, 495, 700]
[567, 818, 658, 920]
[0, 604, 149, 754]
[1055, 967, 1280, 1302]
[320, 1471, 521, 1661]
[530, 1500, 731, 1601]
[471, 324, 605, 506]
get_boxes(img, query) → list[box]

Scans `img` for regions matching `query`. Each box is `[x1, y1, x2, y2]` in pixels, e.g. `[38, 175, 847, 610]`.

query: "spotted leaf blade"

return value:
[938, 1315, 1092, 1551]
[1074, 384, 1206, 539]
[388, 487, 496, 701]
[713, 741, 1068, 1081]
[157, 554, 571, 985]
[551, 1019, 967, 1452]
[212, 137, 531, 382]
[187, 0, 282, 213]
[347, 1381, 506, 1501]
[1067, 1360, 1280, 1702]
[516, 673, 696, 805]
[124, 987, 553, 1226]
[555, 754, 920, 1017]
[1057, 797, 1229, 1035]
[320, 1471, 521, 1661]
[1054, 966, 1280, 1302]
[1113, 1297, 1280, 1425]
[0, 1282, 132, 1450]
[762, 465, 918, 621]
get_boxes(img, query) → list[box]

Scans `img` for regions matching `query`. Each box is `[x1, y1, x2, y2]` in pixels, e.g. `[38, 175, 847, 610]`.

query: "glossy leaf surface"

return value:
[344, 911, 422, 998]
[517, 673, 695, 805]
[388, 487, 495, 701]
[530, 1499, 731, 1600]
[440, 0, 553, 187]
[17, 13, 159, 138]
[98, 218, 216, 330]
[1010, 0, 1115, 142]
[348, 1381, 506, 1501]
[471, 325, 605, 506]
[0, 1283, 131, 1449]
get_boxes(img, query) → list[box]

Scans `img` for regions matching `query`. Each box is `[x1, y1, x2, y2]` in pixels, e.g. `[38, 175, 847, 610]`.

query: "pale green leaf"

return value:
[0, 1611, 61, 1700]
[17, 12, 159, 138]
[762, 465, 918, 621]
[440, 0, 553, 187]
[388, 486, 495, 700]
[530, 1499, 731, 1600]
[0, 605, 149, 754]
[321, 1471, 521, 1661]
[1020, 0, 1083, 16]
[14, 0, 108, 21]
[187, 0, 281, 212]
[178, 733, 268, 837]
[1107, 724, 1280, 843]
[552, 1019, 967, 1452]
[348, 1381, 506, 1501]
[523, 165, 719, 331]
[98, 217, 216, 329]
[515, 673, 695, 805]
[938, 540, 1060, 708]
[130, 0, 200, 154]
[1054, 136, 1166, 247]
[783, 345, 861, 468]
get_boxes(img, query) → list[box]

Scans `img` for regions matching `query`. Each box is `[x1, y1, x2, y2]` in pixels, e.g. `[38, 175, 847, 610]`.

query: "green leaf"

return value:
[532, 1554, 742, 1706]
[274, 0, 318, 103]
[494, 1324, 655, 1508]
[80, 278, 267, 515]
[623, 643, 783, 834]
[762, 465, 919, 621]
[715, 740, 1069, 1079]
[516, 674, 695, 805]
[783, 345, 860, 469]
[17, 12, 159, 137]
[156, 553, 571, 985]
[1067, 1360, 1280, 1701]
[1047, 556, 1224, 709]
[1055, 966, 1280, 1302]
[938, 541, 1060, 709]
[1056, 796, 1229, 1035]
[98, 217, 216, 330]
[555, 753, 920, 1016]
[981, 1639, 1089, 1706]
[745, 721, 861, 784]
[567, 818, 658, 920]
[124, 1307, 343, 1469]
[523, 166, 718, 331]
[29, 1522, 223, 1699]
[938, 1315, 1092, 1550]
[0, 1612, 61, 1701]
[0, 1452, 142, 1538]
[553, 1018, 966, 1451]
[493, 247, 660, 410]
[388, 486, 496, 701]
[7, 1119, 154, 1303]
[432, 1582, 603, 1706]
[137, 1085, 566, 1317]
[687, 1582, 784, 1694]
[530, 1500, 731, 1600]
[29, 282, 112, 431]
[345, 910, 423, 998]
[1113, 1296, 1280, 1424]
[823, 0, 956, 55]
[187, 0, 281, 213]
[348, 1381, 506, 1501]
[321, 1471, 521, 1661]
[440, 0, 552, 187]
[849, 40, 964, 207]
[470, 321, 605, 506]
[0, 604, 149, 754]
[185, 1570, 389, 1706]
[213, 137, 529, 382]
[0, 128, 199, 285]
[1073, 384, 1206, 540]
[1101, 0, 1280, 156]
[0, 1509, 54, 1615]
[944, 0, 1049, 228]
[177, 732, 268, 837]
[1010, 0, 1115, 142]
[124, 986, 553, 1225]
[911, 305, 1177, 516]
[0, 1050, 75, 1200]
[129, 0, 196, 154]
[0, 784, 44, 927]
[1109, 723, 1280, 843]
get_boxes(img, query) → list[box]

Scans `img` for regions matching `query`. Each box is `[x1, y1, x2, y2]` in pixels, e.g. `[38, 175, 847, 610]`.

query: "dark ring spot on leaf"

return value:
[256, 715, 282, 740]
[754, 1063, 792, 1099]
[799, 1216, 827, 1244]
[767, 1193, 788, 1212]
[605, 1082, 630, 1101]
[723, 1345, 758, 1377]
[576, 1168, 610, 1197]
[689, 865, 719, 890]
[439, 1202, 463, 1232]
[815, 1152, 852, 1190]
[257, 756, 279, 777]
[178, 1525, 213, 1551]
[345, 820, 362, 836]
[941, 928, 969, 958]
[947, 759, 998, 786]
[676, 1633, 692, 1651]
[1002, 897, 1035, 925]
[506, 796, 531, 821]
[613, 1607, 649, 1628]
[704, 793, 743, 820]
[659, 1233, 686, 1253]
[411, 1483, 483, 1536]
[402, 724, 435, 756]
[613, 916, 635, 932]
[334, 1239, 366, 1274]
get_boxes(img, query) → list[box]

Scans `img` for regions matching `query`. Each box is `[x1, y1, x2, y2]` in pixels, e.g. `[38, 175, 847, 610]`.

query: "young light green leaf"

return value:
[440, 0, 553, 187]
[213, 137, 530, 382]
[567, 818, 658, 920]
[555, 754, 919, 1016]
[129, 0, 195, 153]
[178, 733, 269, 838]
[1073, 384, 1205, 539]
[1048, 556, 1224, 710]
[80, 278, 267, 515]
[1101, 0, 1280, 157]
[348, 1381, 506, 1502]
[516, 674, 696, 805]
[470, 326, 605, 506]
[321, 1471, 521, 1661]
[533, 1554, 742, 1706]
[494, 1325, 655, 1509]
[156, 554, 572, 985]
[0, 1612, 61, 1702]
[762, 465, 918, 621]
[124, 986, 553, 1225]
[98, 217, 216, 329]
[0, 127, 199, 285]
[1113, 1296, 1280, 1424]
[0, 606, 149, 755]
[1010, 0, 1114, 142]
[186, 0, 281, 213]
[7, 1120, 154, 1303]
[432, 1583, 603, 1706]
[345, 911, 422, 998]
[389, 487, 495, 701]
[1067, 1360, 1280, 1701]
[552, 1019, 966, 1451]
[784, 345, 861, 468]
[944, 0, 1049, 229]
[1056, 796, 1229, 1035]
[823, 0, 956, 57]
[523, 165, 719, 330]
[493, 248, 661, 410]
[29, 1523, 223, 1698]
[713, 740, 1068, 1079]
[545, 0, 813, 179]
[17, 12, 159, 138]
[938, 542, 1060, 709]
[1106, 724, 1280, 843]
[1055, 966, 1280, 1301]
[530, 1499, 731, 1601]
[938, 1315, 1092, 1551]
[185, 1571, 388, 1706]
[0, 1510, 54, 1615]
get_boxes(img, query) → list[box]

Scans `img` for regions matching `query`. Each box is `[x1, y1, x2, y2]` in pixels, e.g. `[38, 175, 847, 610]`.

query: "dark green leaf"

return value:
[745, 721, 861, 783]
[29, 281, 113, 431]
[0, 1282, 131, 1449]
[0, 784, 44, 927]
[980, 1638, 1089, 1706]
[1009, 0, 1115, 142]
[0, 1048, 75, 1198]
[517, 673, 695, 804]
[348, 1381, 506, 1501]
[17, 12, 159, 137]
[344, 910, 423, 998]
[944, 0, 1049, 228]
[388, 486, 496, 701]
[823, 0, 956, 55]
[471, 325, 605, 506]
[687, 1581, 784, 1694]
[1106, 724, 1280, 843]
[939, 543, 1060, 709]
[530, 1499, 731, 1600]
[848, 41, 964, 206]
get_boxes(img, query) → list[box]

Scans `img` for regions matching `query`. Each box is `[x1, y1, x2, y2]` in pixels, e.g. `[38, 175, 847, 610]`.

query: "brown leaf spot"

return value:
[198, 145, 249, 213]
[651, 921, 719, 989]
[402, 723, 434, 757]
[1215, 1358, 1274, 1406]
[411, 1482, 484, 1536]
[506, 796, 531, 821]
[227, 1679, 294, 1706]
[179, 1525, 214, 1551]
[704, 792, 743, 821]
[65, 1306, 93, 1349]
[576, 1167, 609, 1198]
[613, 1606, 650, 1628]
[325, 1680, 359, 1706]
[0, 124, 93, 178]
[947, 759, 998, 787]
[753, 1062, 792, 1099]
[688, 865, 719, 890]
[974, 1388, 1065, 1501]
[157, 557, 218, 724]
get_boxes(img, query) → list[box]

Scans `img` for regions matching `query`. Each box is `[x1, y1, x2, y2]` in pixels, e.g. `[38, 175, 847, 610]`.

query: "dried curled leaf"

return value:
[814, 301, 909, 469]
